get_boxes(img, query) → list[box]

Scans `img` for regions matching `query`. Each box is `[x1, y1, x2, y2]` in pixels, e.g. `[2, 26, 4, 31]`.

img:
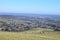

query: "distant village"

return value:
[0, 15, 60, 32]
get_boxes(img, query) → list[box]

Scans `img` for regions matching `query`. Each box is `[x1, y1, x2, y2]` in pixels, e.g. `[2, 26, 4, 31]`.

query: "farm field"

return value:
[0, 28, 60, 40]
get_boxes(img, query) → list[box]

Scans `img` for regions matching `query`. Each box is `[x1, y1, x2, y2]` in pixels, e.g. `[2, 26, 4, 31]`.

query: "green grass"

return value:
[0, 28, 60, 40]
[0, 18, 26, 25]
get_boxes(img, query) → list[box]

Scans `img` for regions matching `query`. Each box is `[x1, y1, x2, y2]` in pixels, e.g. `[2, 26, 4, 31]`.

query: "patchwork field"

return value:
[0, 28, 60, 40]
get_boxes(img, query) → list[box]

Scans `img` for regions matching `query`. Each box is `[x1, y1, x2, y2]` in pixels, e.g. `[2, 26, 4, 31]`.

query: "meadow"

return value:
[0, 28, 60, 40]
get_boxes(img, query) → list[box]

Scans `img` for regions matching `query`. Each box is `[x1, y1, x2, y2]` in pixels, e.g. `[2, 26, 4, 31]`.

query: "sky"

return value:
[0, 0, 60, 14]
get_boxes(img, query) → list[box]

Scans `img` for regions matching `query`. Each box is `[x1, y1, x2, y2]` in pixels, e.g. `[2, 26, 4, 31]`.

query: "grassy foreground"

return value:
[0, 28, 60, 40]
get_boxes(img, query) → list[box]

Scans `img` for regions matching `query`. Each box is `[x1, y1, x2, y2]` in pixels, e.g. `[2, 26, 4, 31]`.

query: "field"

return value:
[0, 28, 60, 40]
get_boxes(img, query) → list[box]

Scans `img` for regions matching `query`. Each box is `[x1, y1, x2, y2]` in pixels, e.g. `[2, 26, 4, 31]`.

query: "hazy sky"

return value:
[0, 0, 60, 14]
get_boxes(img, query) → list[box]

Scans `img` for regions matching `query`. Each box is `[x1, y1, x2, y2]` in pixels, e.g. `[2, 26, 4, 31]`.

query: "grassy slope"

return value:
[0, 28, 60, 40]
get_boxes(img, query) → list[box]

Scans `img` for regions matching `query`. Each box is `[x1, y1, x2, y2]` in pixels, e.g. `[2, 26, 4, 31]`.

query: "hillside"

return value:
[0, 28, 60, 40]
